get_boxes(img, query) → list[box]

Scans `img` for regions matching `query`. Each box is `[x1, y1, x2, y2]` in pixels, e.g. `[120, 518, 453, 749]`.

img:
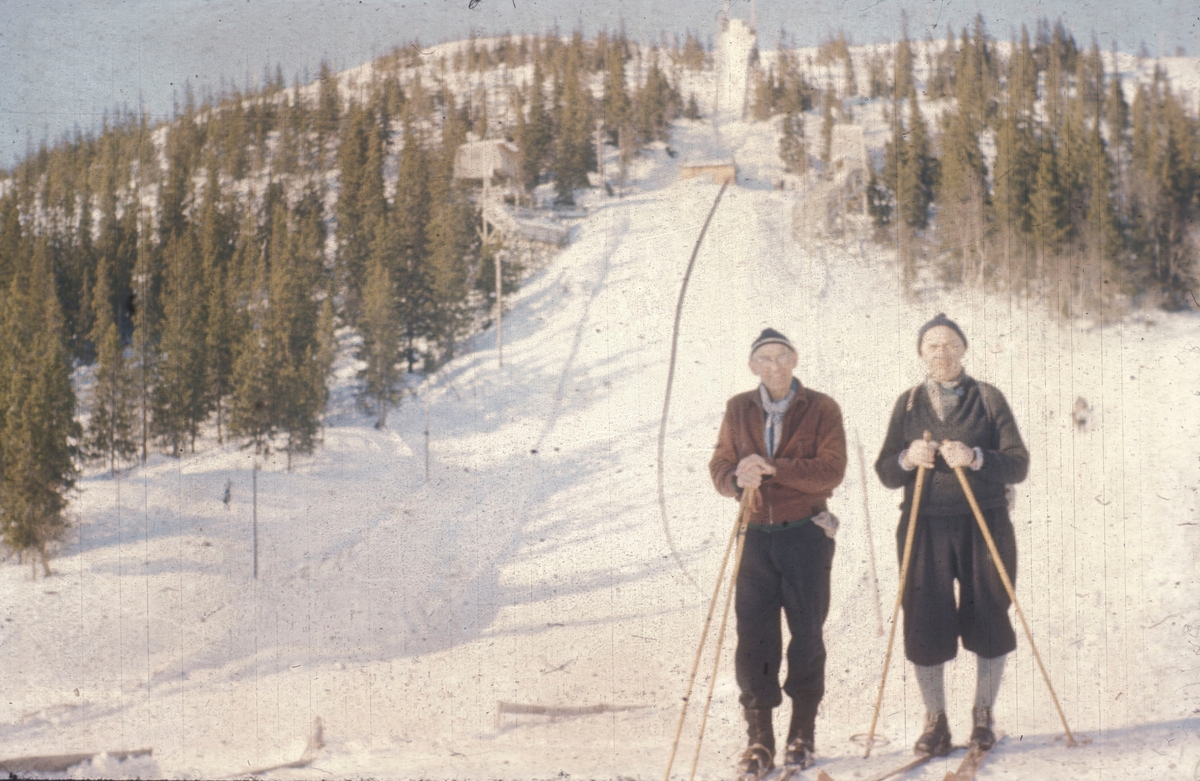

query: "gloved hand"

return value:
[940, 440, 976, 469]
[901, 438, 938, 470]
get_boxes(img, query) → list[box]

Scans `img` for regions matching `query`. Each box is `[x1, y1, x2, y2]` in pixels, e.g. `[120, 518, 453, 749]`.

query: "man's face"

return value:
[749, 343, 798, 396]
[919, 325, 967, 383]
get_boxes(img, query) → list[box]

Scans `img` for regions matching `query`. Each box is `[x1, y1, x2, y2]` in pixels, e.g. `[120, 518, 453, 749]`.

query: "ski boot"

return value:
[737, 744, 775, 781]
[914, 710, 952, 756]
[969, 706, 995, 750]
[737, 708, 775, 781]
[783, 703, 815, 770]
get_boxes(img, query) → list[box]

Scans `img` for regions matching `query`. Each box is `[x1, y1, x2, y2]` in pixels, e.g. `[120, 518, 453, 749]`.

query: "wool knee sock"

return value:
[974, 654, 1006, 709]
[914, 663, 946, 714]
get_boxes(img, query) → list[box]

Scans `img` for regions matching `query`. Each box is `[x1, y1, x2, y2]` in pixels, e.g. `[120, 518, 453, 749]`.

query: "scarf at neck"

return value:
[759, 379, 798, 458]
[926, 373, 966, 421]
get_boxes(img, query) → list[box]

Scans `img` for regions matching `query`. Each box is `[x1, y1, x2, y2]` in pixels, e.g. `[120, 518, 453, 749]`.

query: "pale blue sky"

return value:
[2, 0, 1196, 168]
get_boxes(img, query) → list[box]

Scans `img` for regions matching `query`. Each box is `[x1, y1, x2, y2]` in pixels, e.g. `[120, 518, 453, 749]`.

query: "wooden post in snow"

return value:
[495, 241, 503, 368]
[595, 117, 604, 193]
[424, 379, 432, 483]
[252, 456, 259, 579]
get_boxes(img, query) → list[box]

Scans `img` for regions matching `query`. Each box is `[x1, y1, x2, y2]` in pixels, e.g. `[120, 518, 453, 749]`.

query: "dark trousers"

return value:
[896, 505, 1017, 666]
[735, 521, 835, 719]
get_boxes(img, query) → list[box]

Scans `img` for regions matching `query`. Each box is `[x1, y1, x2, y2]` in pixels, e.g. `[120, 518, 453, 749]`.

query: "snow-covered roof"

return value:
[453, 139, 520, 181]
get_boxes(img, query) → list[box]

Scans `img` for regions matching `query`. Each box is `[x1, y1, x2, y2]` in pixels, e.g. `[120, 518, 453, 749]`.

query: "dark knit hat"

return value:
[917, 313, 968, 353]
[751, 328, 795, 356]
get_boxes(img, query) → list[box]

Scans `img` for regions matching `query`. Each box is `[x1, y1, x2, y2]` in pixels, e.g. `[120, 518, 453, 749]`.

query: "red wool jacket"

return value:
[709, 383, 848, 525]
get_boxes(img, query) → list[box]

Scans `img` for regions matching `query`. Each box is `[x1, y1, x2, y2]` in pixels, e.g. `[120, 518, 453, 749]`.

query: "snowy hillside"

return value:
[3, 107, 1200, 780]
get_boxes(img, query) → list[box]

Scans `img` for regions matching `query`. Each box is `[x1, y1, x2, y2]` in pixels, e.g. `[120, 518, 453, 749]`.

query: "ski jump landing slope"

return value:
[1, 118, 1199, 780]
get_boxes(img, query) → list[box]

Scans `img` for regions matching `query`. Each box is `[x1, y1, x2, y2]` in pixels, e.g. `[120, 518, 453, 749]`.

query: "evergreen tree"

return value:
[393, 119, 433, 371]
[152, 228, 208, 455]
[602, 42, 632, 143]
[268, 194, 326, 467]
[425, 165, 475, 363]
[991, 98, 1037, 273]
[199, 167, 239, 444]
[1030, 139, 1069, 283]
[1079, 126, 1121, 303]
[752, 68, 778, 121]
[936, 104, 990, 283]
[518, 64, 552, 193]
[820, 95, 835, 164]
[897, 87, 934, 230]
[634, 56, 681, 143]
[554, 45, 596, 204]
[0, 242, 79, 577]
[356, 250, 402, 428]
[86, 257, 138, 473]
[228, 227, 276, 455]
[894, 13, 914, 99]
[779, 112, 808, 174]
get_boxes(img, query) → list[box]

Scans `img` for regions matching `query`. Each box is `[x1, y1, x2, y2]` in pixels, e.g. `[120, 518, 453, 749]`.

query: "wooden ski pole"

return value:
[688, 487, 757, 781]
[949, 463, 1078, 747]
[863, 431, 931, 758]
[662, 488, 755, 781]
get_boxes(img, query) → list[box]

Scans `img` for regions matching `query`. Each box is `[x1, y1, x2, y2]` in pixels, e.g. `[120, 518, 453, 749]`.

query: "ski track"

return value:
[1, 115, 1199, 780]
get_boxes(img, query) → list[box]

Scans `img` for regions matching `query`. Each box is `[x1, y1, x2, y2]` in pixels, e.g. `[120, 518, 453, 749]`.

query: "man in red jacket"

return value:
[710, 328, 848, 777]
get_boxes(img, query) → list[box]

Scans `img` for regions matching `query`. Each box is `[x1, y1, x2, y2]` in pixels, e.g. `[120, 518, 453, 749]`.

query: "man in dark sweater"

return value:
[710, 328, 847, 777]
[875, 314, 1029, 756]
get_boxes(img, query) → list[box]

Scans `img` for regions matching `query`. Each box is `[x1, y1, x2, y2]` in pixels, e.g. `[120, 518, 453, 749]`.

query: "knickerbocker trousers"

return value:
[896, 505, 1017, 667]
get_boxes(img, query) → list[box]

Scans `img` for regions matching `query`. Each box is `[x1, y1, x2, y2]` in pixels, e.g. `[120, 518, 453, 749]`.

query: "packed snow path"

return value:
[2, 118, 1199, 779]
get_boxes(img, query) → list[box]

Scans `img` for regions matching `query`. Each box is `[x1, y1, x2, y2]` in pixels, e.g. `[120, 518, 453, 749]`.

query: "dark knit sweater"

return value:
[875, 377, 1029, 516]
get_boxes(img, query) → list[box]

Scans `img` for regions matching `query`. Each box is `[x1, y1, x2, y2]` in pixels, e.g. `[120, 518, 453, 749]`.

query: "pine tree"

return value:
[602, 43, 632, 142]
[152, 228, 209, 455]
[393, 120, 433, 371]
[425, 172, 474, 364]
[228, 230, 276, 455]
[1079, 126, 1121, 303]
[357, 250, 402, 428]
[0, 242, 79, 577]
[992, 98, 1037, 279]
[198, 168, 239, 444]
[86, 258, 138, 472]
[634, 57, 681, 143]
[554, 45, 597, 204]
[1030, 139, 1069, 284]
[751, 68, 778, 121]
[898, 87, 934, 230]
[843, 50, 858, 98]
[779, 112, 807, 174]
[268, 194, 326, 468]
[936, 103, 990, 283]
[519, 64, 552, 193]
[894, 13, 914, 99]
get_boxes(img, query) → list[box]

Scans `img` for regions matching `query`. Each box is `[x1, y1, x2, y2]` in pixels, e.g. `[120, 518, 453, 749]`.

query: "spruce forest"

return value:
[0, 20, 1196, 574]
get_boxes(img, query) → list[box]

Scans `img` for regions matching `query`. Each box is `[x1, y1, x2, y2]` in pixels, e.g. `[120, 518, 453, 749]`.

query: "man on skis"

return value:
[875, 314, 1030, 756]
[710, 328, 848, 778]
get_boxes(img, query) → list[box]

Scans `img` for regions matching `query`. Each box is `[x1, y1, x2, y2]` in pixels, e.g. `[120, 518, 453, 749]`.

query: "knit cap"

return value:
[750, 328, 795, 357]
[917, 313, 968, 353]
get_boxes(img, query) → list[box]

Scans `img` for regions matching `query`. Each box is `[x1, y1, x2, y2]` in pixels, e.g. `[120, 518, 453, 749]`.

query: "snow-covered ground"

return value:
[3, 108, 1200, 780]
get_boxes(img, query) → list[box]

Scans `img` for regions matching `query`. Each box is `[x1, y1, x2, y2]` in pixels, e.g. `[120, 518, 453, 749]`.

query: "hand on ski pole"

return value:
[901, 437, 938, 470]
[940, 439, 977, 469]
[735, 454, 775, 490]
